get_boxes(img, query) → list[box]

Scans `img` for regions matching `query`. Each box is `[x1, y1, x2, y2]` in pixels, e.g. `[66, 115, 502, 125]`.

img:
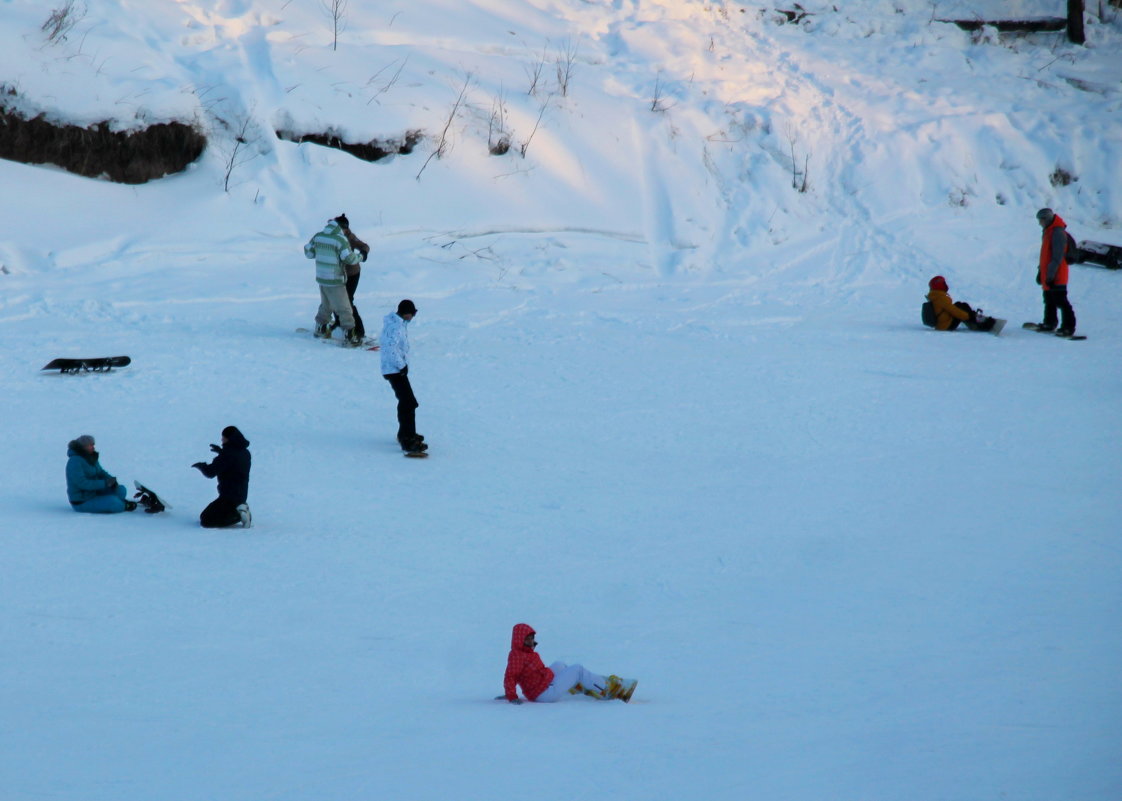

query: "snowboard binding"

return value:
[134, 487, 165, 514]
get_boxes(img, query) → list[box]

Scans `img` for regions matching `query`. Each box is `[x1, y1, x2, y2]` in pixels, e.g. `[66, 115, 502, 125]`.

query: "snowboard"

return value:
[976, 317, 1006, 336]
[133, 481, 171, 513]
[404, 450, 429, 459]
[42, 355, 131, 374]
[1022, 322, 1087, 340]
[296, 327, 379, 349]
[1074, 239, 1121, 270]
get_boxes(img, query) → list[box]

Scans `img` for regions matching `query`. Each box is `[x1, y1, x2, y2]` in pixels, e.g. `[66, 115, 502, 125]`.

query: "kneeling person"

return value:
[192, 426, 252, 528]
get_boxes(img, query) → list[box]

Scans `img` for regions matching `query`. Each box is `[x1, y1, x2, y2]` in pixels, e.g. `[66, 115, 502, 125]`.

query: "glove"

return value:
[1035, 271, 1042, 286]
[495, 695, 523, 704]
[192, 462, 206, 471]
[106, 477, 118, 489]
[210, 443, 222, 454]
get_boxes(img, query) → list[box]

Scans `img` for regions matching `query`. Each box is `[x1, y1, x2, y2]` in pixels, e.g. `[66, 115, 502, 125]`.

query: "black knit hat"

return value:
[397, 299, 418, 315]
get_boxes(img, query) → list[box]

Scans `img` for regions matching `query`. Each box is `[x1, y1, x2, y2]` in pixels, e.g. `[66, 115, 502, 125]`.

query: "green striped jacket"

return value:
[304, 221, 361, 286]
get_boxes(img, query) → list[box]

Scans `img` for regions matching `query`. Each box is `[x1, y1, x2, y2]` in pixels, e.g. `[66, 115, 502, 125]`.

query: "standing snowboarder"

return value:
[305, 215, 363, 346]
[192, 426, 252, 528]
[328, 214, 371, 340]
[65, 435, 137, 513]
[380, 299, 426, 454]
[1029, 208, 1077, 336]
[496, 623, 637, 704]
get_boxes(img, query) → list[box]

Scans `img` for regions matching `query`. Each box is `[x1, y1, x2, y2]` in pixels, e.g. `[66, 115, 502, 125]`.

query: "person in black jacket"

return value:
[328, 214, 371, 339]
[192, 426, 252, 528]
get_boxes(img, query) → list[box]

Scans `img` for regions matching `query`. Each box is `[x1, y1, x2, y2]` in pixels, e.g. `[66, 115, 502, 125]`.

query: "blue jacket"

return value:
[66, 444, 116, 504]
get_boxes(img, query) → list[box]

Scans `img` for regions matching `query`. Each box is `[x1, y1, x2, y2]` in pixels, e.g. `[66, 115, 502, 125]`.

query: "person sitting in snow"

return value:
[66, 435, 137, 513]
[923, 275, 996, 332]
[496, 623, 637, 704]
[192, 426, 252, 528]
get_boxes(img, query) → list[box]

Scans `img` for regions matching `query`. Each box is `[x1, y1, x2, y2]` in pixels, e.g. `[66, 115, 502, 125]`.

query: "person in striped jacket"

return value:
[305, 215, 363, 345]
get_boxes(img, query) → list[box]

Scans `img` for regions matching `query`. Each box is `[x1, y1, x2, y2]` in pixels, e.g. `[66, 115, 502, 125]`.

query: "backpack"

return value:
[1065, 229, 1083, 264]
[921, 301, 936, 328]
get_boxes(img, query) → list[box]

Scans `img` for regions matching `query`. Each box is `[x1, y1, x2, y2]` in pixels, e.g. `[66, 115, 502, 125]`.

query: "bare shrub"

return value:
[785, 125, 809, 193]
[526, 44, 549, 96]
[218, 115, 261, 192]
[1049, 167, 1076, 186]
[520, 97, 551, 158]
[488, 92, 512, 156]
[41, 1, 86, 45]
[416, 75, 471, 180]
[555, 39, 578, 97]
[322, 0, 348, 51]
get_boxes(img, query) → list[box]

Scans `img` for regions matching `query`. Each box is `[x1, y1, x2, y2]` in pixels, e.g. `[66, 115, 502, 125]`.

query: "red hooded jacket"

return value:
[1039, 213, 1069, 290]
[503, 623, 554, 701]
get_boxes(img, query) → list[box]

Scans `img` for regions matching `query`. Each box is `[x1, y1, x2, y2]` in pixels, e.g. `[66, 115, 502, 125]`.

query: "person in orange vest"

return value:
[1031, 208, 1077, 336]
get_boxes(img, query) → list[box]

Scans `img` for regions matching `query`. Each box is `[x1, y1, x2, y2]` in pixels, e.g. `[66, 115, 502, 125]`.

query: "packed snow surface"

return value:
[2, 1, 1120, 799]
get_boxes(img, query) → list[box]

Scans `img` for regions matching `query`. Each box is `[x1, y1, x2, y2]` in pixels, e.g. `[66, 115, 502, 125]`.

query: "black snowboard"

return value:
[133, 481, 171, 513]
[1074, 240, 1121, 270]
[1022, 322, 1087, 340]
[42, 356, 131, 374]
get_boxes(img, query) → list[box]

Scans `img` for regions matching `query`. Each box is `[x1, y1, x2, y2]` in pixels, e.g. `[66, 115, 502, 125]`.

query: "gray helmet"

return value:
[1036, 208, 1055, 224]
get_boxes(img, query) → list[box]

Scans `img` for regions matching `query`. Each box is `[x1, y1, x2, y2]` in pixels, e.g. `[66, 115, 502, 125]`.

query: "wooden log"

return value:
[938, 17, 1067, 33]
[1067, 0, 1086, 44]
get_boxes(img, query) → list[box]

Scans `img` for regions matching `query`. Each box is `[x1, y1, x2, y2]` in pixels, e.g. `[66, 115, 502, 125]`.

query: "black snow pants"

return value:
[1042, 286, 1076, 331]
[384, 370, 418, 443]
[200, 497, 241, 528]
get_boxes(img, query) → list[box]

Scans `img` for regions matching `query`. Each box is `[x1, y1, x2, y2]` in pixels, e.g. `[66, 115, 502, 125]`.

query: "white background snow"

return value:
[1, 1, 1120, 799]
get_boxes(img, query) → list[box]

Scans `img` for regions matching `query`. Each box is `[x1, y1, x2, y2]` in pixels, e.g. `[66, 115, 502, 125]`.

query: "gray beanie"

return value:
[75, 435, 95, 448]
[1036, 208, 1055, 223]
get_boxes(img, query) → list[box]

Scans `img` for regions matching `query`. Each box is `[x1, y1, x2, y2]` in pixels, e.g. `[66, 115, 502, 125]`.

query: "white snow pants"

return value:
[533, 662, 608, 703]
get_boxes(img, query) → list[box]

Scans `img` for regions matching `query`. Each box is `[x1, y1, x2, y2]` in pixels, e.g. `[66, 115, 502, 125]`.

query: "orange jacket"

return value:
[1039, 214, 1069, 290]
[926, 290, 971, 331]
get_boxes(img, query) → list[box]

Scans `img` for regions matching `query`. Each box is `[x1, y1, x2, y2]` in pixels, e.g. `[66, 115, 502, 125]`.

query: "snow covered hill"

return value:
[2, 2, 1121, 800]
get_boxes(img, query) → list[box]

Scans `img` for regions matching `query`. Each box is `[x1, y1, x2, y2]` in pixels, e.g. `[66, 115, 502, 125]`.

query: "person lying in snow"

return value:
[66, 434, 137, 513]
[496, 623, 637, 704]
[923, 275, 996, 332]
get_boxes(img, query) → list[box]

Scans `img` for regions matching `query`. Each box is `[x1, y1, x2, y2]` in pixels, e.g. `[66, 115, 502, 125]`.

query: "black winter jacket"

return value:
[197, 430, 251, 504]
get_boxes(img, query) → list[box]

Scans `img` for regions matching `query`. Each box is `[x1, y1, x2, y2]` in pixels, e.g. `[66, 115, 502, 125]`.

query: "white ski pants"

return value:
[533, 662, 608, 703]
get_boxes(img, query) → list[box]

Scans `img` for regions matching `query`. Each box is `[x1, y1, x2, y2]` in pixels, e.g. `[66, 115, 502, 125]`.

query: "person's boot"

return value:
[313, 323, 330, 338]
[600, 675, 638, 702]
[401, 436, 427, 454]
[236, 503, 253, 528]
[616, 677, 638, 702]
[124, 500, 138, 511]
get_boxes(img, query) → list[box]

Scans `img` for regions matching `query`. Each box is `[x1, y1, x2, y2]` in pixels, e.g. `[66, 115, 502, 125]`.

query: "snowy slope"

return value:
[2, 2, 1121, 800]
